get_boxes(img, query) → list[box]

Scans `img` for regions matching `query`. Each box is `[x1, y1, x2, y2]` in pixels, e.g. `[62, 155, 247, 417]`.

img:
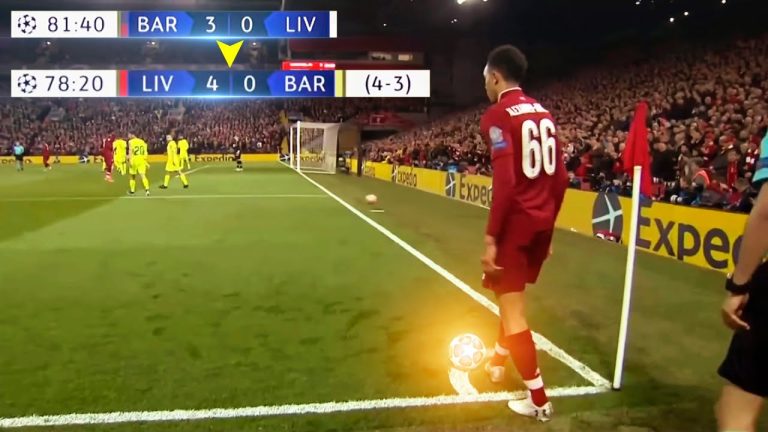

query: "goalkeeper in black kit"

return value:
[716, 129, 768, 432]
[234, 141, 243, 172]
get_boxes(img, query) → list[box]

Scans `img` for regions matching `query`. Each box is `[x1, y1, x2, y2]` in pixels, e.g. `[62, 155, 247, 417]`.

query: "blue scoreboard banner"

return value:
[123, 11, 337, 38]
[125, 70, 338, 98]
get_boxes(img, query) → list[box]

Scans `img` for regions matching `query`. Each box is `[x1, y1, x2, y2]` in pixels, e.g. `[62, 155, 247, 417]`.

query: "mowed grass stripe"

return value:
[0, 163, 515, 420]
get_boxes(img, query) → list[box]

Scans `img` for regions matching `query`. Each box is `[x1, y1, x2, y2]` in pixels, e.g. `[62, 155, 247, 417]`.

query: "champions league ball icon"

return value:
[17, 74, 38, 95]
[17, 14, 37, 35]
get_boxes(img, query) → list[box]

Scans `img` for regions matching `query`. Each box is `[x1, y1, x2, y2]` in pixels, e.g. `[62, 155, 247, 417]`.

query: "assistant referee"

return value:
[12, 141, 25, 171]
[716, 129, 768, 432]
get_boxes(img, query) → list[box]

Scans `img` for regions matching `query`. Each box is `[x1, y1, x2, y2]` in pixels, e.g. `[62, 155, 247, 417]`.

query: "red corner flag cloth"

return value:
[622, 101, 653, 197]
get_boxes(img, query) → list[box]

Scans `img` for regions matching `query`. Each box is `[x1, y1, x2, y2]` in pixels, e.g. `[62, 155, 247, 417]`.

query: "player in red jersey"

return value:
[102, 134, 115, 182]
[479, 45, 568, 422]
[41, 142, 51, 171]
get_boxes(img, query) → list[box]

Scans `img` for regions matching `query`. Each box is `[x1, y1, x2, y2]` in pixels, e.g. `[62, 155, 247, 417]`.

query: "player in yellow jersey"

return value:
[160, 134, 189, 190]
[177, 133, 191, 171]
[113, 136, 128, 175]
[127, 133, 151, 196]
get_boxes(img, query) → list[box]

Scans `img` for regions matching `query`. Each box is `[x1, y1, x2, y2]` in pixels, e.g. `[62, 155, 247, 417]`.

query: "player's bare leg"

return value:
[485, 320, 508, 383]
[497, 291, 552, 422]
[716, 383, 764, 432]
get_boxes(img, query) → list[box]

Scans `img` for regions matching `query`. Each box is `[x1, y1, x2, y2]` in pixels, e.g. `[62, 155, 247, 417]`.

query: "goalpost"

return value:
[288, 121, 340, 174]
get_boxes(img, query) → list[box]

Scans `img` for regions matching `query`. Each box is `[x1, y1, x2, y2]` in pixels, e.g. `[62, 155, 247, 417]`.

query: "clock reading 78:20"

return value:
[45, 75, 105, 92]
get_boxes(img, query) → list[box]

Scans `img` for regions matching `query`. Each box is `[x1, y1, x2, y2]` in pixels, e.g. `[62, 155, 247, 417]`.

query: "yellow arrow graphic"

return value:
[217, 40, 243, 68]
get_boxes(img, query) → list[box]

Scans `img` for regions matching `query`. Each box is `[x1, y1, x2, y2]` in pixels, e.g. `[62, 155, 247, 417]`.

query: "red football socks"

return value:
[504, 329, 548, 407]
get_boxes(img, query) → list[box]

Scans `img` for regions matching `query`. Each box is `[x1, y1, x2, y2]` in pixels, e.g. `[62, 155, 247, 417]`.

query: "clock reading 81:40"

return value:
[46, 16, 106, 33]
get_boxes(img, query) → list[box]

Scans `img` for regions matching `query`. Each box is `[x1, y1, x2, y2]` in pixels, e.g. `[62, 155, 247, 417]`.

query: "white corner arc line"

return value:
[297, 171, 611, 389]
[0, 386, 605, 428]
[448, 368, 478, 395]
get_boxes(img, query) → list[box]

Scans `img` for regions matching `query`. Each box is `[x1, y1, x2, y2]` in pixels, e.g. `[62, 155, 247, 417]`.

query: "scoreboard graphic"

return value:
[12, 11, 338, 38]
[9, 10, 431, 99]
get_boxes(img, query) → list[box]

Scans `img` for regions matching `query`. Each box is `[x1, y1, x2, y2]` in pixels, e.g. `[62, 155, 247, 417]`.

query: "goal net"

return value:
[288, 121, 340, 174]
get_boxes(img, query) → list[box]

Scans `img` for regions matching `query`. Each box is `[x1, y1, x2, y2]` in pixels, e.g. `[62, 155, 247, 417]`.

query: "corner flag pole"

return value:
[612, 164, 643, 390]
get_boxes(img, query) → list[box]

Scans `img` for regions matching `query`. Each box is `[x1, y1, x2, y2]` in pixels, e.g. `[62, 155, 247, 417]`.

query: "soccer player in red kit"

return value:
[102, 134, 115, 182]
[479, 45, 568, 422]
[41, 142, 51, 170]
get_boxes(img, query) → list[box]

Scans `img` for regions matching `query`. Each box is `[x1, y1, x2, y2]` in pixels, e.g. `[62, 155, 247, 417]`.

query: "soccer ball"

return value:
[365, 194, 378, 205]
[17, 15, 37, 35]
[449, 333, 486, 371]
[17, 74, 37, 95]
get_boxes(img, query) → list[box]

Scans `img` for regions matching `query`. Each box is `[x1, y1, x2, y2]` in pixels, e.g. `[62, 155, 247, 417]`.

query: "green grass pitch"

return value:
[0, 162, 764, 431]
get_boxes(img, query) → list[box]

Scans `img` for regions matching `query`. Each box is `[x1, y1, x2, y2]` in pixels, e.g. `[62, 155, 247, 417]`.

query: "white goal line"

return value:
[0, 385, 605, 429]
[296, 169, 612, 390]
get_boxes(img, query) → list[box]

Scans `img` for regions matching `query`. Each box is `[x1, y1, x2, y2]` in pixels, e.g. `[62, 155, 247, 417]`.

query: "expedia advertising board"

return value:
[390, 165, 446, 195]
[354, 160, 747, 274]
[1, 153, 278, 165]
[560, 189, 746, 273]
[444, 172, 494, 208]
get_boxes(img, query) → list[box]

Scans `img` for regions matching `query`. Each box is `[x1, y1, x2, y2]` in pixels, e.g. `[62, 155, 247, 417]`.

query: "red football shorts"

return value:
[482, 229, 553, 294]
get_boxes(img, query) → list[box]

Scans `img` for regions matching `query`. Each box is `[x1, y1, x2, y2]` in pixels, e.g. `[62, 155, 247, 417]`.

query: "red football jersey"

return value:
[102, 135, 115, 157]
[480, 88, 568, 239]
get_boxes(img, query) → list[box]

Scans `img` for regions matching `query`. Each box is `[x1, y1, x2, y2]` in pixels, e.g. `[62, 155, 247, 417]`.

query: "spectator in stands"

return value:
[652, 141, 678, 184]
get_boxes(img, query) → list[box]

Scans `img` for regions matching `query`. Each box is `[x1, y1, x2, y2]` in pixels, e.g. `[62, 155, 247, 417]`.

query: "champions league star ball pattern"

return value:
[17, 14, 37, 35]
[449, 333, 486, 371]
[17, 74, 38, 95]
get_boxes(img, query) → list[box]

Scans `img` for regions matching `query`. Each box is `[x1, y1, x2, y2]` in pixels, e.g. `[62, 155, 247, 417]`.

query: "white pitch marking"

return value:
[0, 194, 328, 203]
[295, 170, 612, 390]
[0, 386, 606, 428]
[179, 165, 211, 176]
[369, 209, 385, 213]
[448, 368, 479, 396]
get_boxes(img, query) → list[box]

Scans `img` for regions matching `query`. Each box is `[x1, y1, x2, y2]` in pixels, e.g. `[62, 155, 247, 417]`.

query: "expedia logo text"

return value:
[194, 155, 234, 162]
[300, 154, 324, 163]
[0, 158, 32, 164]
[591, 192, 743, 270]
[395, 169, 418, 187]
[364, 164, 376, 177]
[458, 176, 493, 207]
[636, 200, 742, 270]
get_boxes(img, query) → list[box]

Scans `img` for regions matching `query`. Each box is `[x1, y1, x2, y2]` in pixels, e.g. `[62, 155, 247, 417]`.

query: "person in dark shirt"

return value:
[716, 130, 768, 431]
[234, 142, 243, 172]
[651, 142, 677, 183]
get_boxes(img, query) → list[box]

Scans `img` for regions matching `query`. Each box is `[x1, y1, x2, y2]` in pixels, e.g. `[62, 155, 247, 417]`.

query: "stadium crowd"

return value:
[367, 35, 768, 213]
[2, 35, 766, 213]
[0, 98, 423, 158]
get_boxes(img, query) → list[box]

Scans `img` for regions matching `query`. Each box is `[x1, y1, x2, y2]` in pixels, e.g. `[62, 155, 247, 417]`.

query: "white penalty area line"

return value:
[0, 385, 606, 429]
[295, 170, 612, 390]
[179, 165, 210, 176]
[0, 194, 328, 203]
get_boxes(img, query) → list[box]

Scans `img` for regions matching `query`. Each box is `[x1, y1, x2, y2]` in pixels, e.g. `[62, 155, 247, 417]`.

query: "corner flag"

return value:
[622, 101, 653, 197]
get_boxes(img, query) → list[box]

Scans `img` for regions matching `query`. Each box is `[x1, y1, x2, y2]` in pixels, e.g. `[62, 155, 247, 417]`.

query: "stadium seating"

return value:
[2, 35, 765, 214]
[367, 34, 768, 213]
